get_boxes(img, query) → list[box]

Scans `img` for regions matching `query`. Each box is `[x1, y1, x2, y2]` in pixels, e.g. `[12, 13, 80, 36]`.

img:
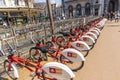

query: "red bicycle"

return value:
[4, 40, 75, 80]
[29, 40, 85, 71]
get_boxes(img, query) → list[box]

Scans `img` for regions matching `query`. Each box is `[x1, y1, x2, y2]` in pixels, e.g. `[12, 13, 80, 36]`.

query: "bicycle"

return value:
[4, 42, 75, 80]
[29, 40, 85, 71]
[57, 19, 103, 48]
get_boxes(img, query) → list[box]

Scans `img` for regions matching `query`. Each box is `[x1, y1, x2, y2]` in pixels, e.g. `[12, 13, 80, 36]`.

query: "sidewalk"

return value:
[2, 20, 120, 80]
[74, 20, 120, 80]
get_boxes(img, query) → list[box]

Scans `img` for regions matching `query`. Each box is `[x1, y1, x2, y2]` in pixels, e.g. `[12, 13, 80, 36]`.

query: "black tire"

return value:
[60, 55, 84, 71]
[29, 47, 48, 61]
[70, 78, 74, 80]
[89, 44, 95, 50]
[82, 50, 89, 57]
[4, 60, 17, 80]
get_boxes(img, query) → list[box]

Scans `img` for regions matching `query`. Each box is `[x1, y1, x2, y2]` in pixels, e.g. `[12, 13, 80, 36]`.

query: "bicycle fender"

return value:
[71, 41, 90, 51]
[80, 35, 95, 45]
[85, 32, 97, 40]
[11, 62, 19, 78]
[42, 62, 75, 79]
[61, 48, 85, 62]
[94, 27, 101, 33]
[97, 20, 105, 28]
[90, 29, 100, 36]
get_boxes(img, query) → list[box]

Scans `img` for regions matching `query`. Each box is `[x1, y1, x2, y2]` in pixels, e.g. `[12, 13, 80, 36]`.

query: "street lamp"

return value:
[26, 0, 31, 24]
[46, 0, 54, 34]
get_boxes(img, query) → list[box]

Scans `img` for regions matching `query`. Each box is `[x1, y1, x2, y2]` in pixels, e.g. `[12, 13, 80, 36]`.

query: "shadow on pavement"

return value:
[0, 77, 8, 80]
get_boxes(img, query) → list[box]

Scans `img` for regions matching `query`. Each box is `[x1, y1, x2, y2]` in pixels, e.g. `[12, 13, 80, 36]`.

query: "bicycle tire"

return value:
[81, 50, 89, 57]
[60, 55, 84, 71]
[29, 47, 48, 61]
[4, 60, 17, 80]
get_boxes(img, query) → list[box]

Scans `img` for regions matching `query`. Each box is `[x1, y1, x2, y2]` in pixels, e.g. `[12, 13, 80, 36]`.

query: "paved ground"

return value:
[1, 20, 120, 80]
[74, 20, 120, 80]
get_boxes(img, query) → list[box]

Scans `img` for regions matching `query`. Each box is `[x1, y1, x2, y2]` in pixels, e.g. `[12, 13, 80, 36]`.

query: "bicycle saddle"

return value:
[33, 45, 50, 53]
[70, 32, 76, 36]
[59, 31, 70, 36]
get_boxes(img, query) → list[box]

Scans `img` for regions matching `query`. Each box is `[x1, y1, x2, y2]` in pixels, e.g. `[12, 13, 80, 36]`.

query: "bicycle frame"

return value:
[35, 41, 85, 63]
[35, 42, 71, 62]
[6, 53, 75, 80]
[7, 54, 46, 78]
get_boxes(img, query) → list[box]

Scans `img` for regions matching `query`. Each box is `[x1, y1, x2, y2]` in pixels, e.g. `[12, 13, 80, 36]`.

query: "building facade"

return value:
[64, 0, 120, 18]
[103, 0, 120, 13]
[0, 0, 40, 26]
[34, 2, 63, 21]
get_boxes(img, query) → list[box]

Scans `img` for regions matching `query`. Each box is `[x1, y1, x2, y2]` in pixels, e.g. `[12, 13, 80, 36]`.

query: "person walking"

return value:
[114, 11, 119, 22]
[110, 12, 114, 21]
[3, 21, 7, 28]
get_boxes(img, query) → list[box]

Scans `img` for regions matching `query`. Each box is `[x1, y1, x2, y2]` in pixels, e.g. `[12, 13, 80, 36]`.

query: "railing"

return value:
[1, 16, 100, 51]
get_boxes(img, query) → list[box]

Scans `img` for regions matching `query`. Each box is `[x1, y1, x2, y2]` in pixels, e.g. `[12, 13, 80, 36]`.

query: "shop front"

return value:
[0, 8, 39, 26]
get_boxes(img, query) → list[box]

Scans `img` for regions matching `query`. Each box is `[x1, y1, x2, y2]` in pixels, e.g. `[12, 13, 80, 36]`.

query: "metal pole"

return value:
[10, 25, 18, 50]
[27, 0, 31, 24]
[62, 0, 65, 16]
[46, 0, 54, 34]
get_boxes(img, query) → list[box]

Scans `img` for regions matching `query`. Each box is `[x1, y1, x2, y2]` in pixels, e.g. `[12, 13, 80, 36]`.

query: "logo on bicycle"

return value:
[67, 52, 77, 58]
[83, 38, 89, 41]
[49, 68, 62, 74]
[76, 43, 84, 48]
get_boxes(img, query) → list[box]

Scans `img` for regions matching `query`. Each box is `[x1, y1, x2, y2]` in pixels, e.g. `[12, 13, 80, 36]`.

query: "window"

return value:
[95, 8, 99, 15]
[85, 3, 91, 16]
[24, 0, 28, 6]
[96, 0, 98, 3]
[76, 4, 82, 17]
[68, 5, 73, 17]
[14, 0, 19, 5]
[0, 0, 6, 6]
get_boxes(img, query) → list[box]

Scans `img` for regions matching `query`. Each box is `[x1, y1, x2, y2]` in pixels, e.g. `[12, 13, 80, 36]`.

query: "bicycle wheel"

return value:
[60, 55, 84, 71]
[29, 47, 47, 61]
[81, 50, 89, 57]
[56, 36, 66, 46]
[4, 60, 17, 80]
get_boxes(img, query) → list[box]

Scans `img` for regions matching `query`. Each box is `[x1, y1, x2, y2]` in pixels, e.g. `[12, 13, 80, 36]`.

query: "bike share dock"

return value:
[74, 21, 120, 80]
[1, 19, 120, 80]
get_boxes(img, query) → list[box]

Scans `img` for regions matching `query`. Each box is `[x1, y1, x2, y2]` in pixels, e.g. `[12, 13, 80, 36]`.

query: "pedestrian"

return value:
[107, 13, 110, 20]
[110, 12, 114, 21]
[114, 11, 119, 22]
[3, 21, 7, 28]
